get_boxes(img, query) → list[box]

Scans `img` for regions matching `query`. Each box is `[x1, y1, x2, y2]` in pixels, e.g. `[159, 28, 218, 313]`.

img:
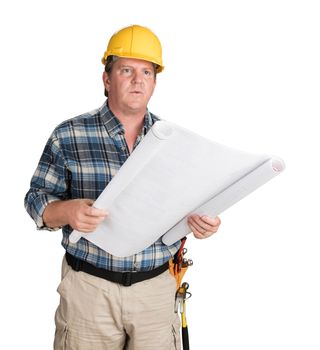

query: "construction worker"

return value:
[24, 24, 221, 350]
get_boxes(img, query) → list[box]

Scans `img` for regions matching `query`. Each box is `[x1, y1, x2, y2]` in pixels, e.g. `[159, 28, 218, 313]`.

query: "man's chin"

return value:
[126, 99, 147, 110]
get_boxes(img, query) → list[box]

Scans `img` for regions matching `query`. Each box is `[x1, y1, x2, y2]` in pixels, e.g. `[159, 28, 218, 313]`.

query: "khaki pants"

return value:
[54, 256, 181, 350]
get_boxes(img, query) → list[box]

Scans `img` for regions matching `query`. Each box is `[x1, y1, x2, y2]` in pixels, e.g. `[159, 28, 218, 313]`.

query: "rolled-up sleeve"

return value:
[24, 131, 70, 230]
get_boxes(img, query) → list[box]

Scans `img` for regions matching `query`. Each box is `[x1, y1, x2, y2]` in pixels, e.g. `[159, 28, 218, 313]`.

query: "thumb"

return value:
[83, 199, 95, 206]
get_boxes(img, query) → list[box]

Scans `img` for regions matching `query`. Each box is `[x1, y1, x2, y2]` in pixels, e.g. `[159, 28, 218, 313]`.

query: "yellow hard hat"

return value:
[101, 25, 164, 73]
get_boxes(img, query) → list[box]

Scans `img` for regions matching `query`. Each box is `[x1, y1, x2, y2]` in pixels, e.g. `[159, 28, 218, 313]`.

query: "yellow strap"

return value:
[181, 301, 187, 328]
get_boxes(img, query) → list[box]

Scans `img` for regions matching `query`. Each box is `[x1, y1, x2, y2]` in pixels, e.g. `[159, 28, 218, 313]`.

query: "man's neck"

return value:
[108, 101, 146, 136]
[120, 115, 145, 137]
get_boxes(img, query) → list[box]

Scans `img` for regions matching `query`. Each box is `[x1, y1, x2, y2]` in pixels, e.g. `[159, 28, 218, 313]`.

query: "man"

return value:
[25, 24, 221, 350]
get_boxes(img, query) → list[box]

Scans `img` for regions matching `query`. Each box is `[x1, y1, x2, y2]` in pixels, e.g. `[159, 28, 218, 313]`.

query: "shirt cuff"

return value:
[32, 195, 62, 231]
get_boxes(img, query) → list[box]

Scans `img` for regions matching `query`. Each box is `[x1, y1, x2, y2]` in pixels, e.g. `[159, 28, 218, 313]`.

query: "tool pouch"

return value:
[169, 237, 192, 290]
[169, 259, 188, 290]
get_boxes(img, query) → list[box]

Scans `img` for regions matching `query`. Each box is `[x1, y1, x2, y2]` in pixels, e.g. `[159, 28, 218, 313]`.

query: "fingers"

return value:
[85, 205, 109, 218]
[188, 216, 207, 234]
[72, 213, 108, 233]
[188, 215, 221, 240]
[201, 215, 221, 227]
[78, 212, 107, 226]
[78, 210, 108, 233]
[81, 199, 108, 218]
[68, 199, 108, 233]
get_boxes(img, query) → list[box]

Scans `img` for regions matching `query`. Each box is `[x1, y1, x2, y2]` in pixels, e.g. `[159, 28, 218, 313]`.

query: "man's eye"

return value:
[144, 70, 152, 76]
[121, 68, 132, 74]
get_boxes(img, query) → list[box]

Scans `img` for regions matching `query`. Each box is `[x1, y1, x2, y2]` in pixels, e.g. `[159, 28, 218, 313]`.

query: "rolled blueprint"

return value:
[69, 121, 285, 257]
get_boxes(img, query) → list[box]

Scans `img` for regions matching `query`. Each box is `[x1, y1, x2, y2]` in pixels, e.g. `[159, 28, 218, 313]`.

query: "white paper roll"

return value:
[69, 121, 285, 257]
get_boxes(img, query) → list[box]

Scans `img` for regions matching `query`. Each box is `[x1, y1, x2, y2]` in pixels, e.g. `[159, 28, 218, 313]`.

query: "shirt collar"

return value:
[99, 100, 154, 138]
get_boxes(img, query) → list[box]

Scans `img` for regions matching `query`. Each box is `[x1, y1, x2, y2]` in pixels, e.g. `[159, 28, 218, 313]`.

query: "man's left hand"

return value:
[187, 215, 221, 239]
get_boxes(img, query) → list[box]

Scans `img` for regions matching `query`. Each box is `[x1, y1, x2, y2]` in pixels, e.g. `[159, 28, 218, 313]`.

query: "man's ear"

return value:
[102, 71, 111, 92]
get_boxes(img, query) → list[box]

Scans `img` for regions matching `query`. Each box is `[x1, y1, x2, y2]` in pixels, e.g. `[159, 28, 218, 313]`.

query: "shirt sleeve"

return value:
[24, 131, 70, 230]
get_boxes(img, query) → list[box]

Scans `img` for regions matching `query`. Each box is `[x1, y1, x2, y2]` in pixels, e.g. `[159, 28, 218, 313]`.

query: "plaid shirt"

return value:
[25, 101, 181, 272]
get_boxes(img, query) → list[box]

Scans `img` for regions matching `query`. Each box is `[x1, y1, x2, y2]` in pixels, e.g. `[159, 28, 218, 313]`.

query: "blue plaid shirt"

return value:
[25, 101, 181, 272]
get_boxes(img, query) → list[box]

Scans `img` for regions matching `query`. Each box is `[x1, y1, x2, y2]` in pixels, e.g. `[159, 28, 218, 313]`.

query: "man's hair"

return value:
[104, 56, 118, 97]
[104, 55, 158, 97]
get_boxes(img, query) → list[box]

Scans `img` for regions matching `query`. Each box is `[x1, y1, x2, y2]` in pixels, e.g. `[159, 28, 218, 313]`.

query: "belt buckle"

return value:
[122, 272, 135, 286]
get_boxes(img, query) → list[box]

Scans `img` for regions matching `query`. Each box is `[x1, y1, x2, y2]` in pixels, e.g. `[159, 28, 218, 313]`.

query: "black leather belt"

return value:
[66, 252, 169, 287]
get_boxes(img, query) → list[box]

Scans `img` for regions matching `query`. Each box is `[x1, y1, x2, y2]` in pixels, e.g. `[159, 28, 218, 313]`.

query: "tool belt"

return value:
[66, 252, 169, 287]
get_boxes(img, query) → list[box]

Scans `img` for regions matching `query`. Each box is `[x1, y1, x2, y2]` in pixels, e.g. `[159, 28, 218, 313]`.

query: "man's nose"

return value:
[131, 70, 144, 84]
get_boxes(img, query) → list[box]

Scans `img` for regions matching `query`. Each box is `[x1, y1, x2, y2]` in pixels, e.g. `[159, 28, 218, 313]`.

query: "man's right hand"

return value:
[43, 199, 108, 233]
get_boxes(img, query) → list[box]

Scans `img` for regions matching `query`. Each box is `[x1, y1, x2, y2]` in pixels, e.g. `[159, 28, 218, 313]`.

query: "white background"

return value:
[1, 0, 319, 349]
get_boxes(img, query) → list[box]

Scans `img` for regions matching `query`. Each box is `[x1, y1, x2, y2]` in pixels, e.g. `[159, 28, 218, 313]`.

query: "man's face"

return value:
[103, 57, 156, 115]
